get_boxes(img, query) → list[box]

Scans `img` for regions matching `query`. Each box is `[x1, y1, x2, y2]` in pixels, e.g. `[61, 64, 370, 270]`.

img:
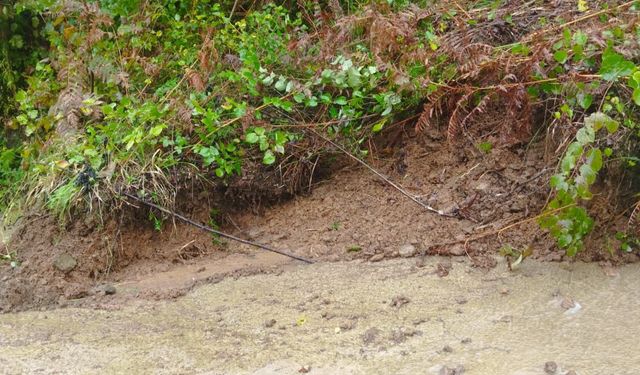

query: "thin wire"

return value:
[121, 192, 314, 264]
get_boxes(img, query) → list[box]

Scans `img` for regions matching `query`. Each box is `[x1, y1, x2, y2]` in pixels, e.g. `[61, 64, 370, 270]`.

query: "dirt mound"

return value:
[1, 132, 636, 312]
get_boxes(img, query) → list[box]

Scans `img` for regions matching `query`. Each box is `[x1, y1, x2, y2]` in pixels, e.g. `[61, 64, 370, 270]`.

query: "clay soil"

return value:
[1, 129, 636, 312]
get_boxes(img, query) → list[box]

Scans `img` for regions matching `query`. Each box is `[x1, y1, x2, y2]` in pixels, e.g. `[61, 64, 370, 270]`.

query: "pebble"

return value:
[369, 253, 385, 262]
[399, 244, 416, 258]
[103, 284, 116, 295]
[390, 295, 410, 308]
[264, 319, 276, 328]
[439, 365, 465, 375]
[544, 361, 558, 374]
[362, 327, 381, 345]
[449, 244, 466, 256]
[53, 254, 77, 274]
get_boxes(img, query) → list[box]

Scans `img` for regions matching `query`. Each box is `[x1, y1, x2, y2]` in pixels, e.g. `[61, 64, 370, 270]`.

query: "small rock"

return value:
[369, 253, 385, 262]
[544, 361, 558, 374]
[362, 327, 382, 345]
[461, 337, 472, 344]
[474, 181, 491, 192]
[390, 295, 410, 308]
[561, 297, 575, 310]
[53, 254, 77, 274]
[246, 227, 264, 240]
[449, 244, 466, 256]
[264, 319, 277, 328]
[439, 365, 465, 375]
[298, 365, 311, 373]
[436, 262, 451, 277]
[399, 244, 416, 258]
[442, 345, 453, 353]
[339, 320, 356, 331]
[389, 328, 421, 344]
[455, 297, 468, 305]
[102, 284, 116, 295]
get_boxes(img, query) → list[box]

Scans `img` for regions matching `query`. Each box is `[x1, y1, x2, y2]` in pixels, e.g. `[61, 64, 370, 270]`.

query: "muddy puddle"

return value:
[1, 257, 639, 374]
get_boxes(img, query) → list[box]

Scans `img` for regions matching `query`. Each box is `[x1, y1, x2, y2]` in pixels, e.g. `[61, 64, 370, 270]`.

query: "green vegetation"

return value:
[0, 0, 639, 256]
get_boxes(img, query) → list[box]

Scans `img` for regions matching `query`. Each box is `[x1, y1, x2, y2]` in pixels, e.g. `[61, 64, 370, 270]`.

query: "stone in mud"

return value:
[362, 327, 382, 345]
[436, 262, 452, 277]
[399, 244, 416, 258]
[560, 297, 575, 310]
[264, 319, 277, 328]
[102, 284, 116, 295]
[544, 361, 558, 374]
[369, 253, 385, 262]
[53, 254, 77, 274]
[390, 295, 410, 308]
[439, 365, 465, 375]
[449, 244, 466, 256]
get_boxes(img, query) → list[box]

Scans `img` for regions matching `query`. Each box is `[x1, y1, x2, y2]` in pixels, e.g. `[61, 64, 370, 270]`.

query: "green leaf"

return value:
[599, 48, 635, 81]
[285, 80, 295, 93]
[572, 30, 588, 46]
[577, 163, 596, 185]
[554, 50, 568, 64]
[561, 143, 583, 172]
[550, 174, 569, 191]
[372, 119, 386, 133]
[587, 148, 603, 172]
[558, 233, 573, 248]
[576, 126, 594, 144]
[585, 112, 617, 133]
[334, 97, 348, 105]
[149, 124, 165, 137]
[293, 92, 305, 103]
[605, 119, 619, 133]
[576, 93, 593, 110]
[15, 90, 27, 103]
[245, 133, 259, 143]
[632, 89, 640, 106]
[263, 150, 276, 165]
[274, 76, 287, 91]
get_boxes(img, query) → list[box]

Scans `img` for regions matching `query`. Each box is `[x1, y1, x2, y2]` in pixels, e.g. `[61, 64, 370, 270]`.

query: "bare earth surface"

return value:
[1, 257, 639, 375]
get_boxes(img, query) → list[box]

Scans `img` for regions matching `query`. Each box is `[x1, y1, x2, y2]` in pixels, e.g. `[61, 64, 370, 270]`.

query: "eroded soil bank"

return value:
[1, 257, 639, 374]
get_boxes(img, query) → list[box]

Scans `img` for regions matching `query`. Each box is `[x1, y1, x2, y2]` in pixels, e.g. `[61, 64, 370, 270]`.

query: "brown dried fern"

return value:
[629, 200, 640, 236]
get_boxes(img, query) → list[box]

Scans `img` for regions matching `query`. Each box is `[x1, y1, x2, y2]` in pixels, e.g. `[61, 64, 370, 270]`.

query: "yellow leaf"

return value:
[63, 26, 76, 40]
[296, 316, 307, 326]
[578, 0, 588, 12]
[55, 160, 70, 169]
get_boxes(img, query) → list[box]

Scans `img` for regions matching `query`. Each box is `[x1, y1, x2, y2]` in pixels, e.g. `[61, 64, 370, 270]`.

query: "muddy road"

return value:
[1, 257, 639, 374]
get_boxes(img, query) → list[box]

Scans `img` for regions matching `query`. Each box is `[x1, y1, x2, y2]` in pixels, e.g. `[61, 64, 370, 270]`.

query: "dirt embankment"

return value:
[1, 129, 637, 312]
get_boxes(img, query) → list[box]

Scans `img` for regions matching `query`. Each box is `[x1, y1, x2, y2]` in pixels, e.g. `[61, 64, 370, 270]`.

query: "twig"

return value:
[309, 129, 458, 218]
[525, 0, 637, 42]
[120, 191, 314, 264]
[425, 203, 577, 249]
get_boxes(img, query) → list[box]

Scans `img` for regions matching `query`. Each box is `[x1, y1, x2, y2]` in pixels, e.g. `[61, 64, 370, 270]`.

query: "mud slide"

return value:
[1, 257, 639, 375]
